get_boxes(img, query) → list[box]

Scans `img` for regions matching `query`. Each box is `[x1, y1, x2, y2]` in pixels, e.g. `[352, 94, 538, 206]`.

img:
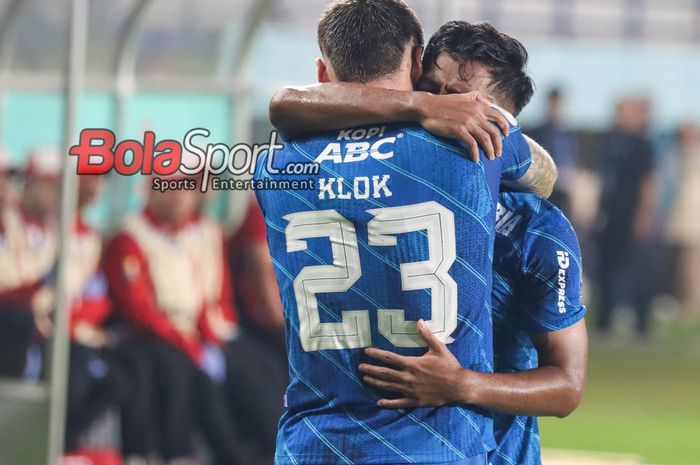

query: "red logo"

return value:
[69, 129, 182, 176]
[68, 128, 296, 193]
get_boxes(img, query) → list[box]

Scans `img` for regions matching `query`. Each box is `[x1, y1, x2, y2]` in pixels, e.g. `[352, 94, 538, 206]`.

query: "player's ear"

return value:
[316, 57, 331, 83]
[410, 46, 424, 87]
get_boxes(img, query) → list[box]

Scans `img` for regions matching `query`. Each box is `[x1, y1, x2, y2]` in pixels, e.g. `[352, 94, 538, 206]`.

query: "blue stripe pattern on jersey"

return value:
[256, 121, 531, 465]
[489, 192, 587, 465]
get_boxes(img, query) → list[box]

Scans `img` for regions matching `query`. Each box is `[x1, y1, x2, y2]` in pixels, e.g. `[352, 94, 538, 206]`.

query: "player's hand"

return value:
[359, 319, 466, 409]
[416, 91, 510, 162]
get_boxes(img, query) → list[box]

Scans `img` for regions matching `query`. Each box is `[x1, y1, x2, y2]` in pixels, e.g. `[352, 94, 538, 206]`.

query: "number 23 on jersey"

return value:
[284, 201, 458, 352]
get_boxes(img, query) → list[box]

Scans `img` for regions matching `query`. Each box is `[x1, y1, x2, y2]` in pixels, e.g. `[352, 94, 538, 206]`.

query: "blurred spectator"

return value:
[0, 147, 19, 208]
[65, 174, 129, 460]
[595, 97, 658, 339]
[529, 88, 578, 215]
[0, 149, 28, 378]
[20, 148, 62, 341]
[103, 163, 248, 465]
[0, 148, 59, 379]
[228, 198, 284, 339]
[667, 123, 700, 320]
[226, 197, 287, 463]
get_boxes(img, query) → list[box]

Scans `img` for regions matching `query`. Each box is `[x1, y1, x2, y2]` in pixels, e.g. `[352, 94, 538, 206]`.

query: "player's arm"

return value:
[360, 212, 587, 416]
[502, 135, 558, 199]
[453, 320, 587, 417]
[360, 319, 587, 417]
[462, 211, 589, 416]
[269, 83, 510, 161]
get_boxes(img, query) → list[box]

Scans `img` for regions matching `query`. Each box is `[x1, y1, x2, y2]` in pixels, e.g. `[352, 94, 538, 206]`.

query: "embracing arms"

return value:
[454, 320, 587, 417]
[359, 318, 587, 418]
[270, 84, 557, 198]
[270, 84, 510, 161]
[505, 135, 558, 200]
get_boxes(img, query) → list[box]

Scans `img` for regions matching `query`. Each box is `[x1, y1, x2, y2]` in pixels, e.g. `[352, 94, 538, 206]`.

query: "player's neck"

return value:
[364, 75, 413, 92]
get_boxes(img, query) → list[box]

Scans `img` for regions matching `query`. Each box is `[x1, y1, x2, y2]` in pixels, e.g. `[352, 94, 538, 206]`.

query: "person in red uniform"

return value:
[68, 176, 111, 349]
[19, 148, 62, 343]
[0, 147, 29, 377]
[64, 174, 129, 465]
[104, 160, 248, 465]
[0, 148, 59, 378]
[227, 198, 284, 336]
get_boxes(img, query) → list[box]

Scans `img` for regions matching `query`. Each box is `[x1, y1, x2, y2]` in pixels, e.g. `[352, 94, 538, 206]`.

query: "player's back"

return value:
[490, 192, 586, 465]
[255, 124, 498, 465]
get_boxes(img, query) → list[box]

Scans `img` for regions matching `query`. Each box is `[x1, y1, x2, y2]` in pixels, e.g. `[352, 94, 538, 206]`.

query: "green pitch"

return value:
[539, 324, 700, 465]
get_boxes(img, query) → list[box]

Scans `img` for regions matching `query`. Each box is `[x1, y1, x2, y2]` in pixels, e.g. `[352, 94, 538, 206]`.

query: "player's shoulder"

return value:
[394, 123, 479, 168]
[501, 193, 580, 262]
[528, 197, 576, 241]
[499, 192, 568, 227]
[283, 124, 404, 146]
[496, 192, 539, 238]
[491, 104, 521, 132]
[322, 122, 465, 151]
[395, 123, 461, 146]
[498, 192, 577, 243]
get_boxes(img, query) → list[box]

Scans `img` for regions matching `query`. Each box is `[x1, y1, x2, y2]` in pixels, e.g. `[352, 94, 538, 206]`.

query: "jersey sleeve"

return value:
[480, 125, 533, 206]
[515, 210, 586, 333]
[500, 128, 532, 182]
[492, 106, 532, 182]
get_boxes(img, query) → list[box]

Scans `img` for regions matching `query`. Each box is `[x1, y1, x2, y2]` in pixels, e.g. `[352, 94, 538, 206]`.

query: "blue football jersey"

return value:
[255, 120, 531, 465]
[489, 192, 587, 465]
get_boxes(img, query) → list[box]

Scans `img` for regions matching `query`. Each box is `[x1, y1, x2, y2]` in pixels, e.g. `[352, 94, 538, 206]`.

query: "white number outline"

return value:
[285, 202, 458, 352]
[284, 210, 371, 352]
[368, 201, 457, 347]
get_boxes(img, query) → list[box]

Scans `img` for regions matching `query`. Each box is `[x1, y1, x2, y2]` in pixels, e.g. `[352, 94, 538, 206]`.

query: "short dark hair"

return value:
[317, 0, 423, 83]
[423, 21, 534, 115]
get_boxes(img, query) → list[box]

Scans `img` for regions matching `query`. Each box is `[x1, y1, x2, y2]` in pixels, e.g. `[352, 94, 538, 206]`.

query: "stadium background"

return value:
[0, 0, 698, 464]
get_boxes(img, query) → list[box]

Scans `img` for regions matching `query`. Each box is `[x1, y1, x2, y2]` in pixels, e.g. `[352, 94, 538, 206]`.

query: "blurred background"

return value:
[0, 1, 698, 465]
